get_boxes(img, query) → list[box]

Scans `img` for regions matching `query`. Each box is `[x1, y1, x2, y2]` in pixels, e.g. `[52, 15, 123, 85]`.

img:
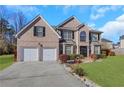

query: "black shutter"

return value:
[43, 27, 45, 36]
[34, 26, 37, 36]
[72, 32, 74, 39]
[98, 34, 100, 40]
[61, 31, 63, 38]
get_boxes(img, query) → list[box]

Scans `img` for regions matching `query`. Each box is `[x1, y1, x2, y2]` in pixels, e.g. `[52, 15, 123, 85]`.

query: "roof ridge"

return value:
[57, 16, 81, 27]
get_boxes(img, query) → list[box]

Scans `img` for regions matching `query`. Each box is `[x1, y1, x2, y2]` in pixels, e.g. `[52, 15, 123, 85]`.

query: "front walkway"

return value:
[0, 61, 85, 87]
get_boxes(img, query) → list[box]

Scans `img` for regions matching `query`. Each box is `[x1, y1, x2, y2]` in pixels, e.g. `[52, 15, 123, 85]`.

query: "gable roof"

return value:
[57, 16, 81, 27]
[15, 15, 61, 38]
[101, 38, 112, 42]
[76, 24, 85, 30]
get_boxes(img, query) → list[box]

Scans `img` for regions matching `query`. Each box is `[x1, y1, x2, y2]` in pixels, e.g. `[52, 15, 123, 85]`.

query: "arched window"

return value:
[80, 31, 86, 41]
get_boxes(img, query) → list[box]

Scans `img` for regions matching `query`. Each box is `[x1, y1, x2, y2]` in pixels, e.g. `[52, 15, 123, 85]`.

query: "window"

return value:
[63, 31, 72, 40]
[94, 45, 101, 54]
[65, 46, 71, 55]
[80, 31, 86, 41]
[91, 33, 98, 41]
[34, 26, 45, 37]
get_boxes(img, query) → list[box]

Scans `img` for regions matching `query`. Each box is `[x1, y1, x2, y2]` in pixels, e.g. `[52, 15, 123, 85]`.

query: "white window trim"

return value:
[63, 31, 72, 40]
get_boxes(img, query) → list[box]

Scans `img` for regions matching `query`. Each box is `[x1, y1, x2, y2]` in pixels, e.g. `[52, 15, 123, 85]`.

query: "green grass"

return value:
[79, 55, 124, 87]
[0, 55, 14, 71]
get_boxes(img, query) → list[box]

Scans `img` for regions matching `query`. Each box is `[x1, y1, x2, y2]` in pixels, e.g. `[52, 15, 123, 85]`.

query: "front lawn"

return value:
[79, 55, 124, 87]
[0, 55, 14, 71]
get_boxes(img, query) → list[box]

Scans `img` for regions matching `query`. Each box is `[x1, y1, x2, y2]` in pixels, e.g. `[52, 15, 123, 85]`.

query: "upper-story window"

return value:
[34, 26, 45, 37]
[91, 33, 99, 42]
[62, 30, 74, 40]
[80, 31, 86, 41]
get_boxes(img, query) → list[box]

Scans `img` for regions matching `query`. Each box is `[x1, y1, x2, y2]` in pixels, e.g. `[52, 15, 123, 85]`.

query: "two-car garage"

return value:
[23, 48, 57, 62]
[16, 15, 60, 62]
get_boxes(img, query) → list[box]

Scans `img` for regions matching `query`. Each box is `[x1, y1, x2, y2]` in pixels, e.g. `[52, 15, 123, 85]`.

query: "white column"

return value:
[87, 46, 89, 57]
[71, 46, 73, 54]
[76, 31, 79, 54]
[63, 43, 65, 54]
[91, 45, 94, 54]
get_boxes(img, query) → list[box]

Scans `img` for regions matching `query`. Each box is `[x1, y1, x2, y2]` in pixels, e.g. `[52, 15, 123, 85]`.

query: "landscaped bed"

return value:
[78, 55, 124, 87]
[0, 55, 14, 71]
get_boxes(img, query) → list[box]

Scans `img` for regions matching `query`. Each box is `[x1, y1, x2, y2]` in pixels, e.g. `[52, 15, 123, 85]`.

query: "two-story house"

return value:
[56, 16, 102, 57]
[15, 15, 103, 62]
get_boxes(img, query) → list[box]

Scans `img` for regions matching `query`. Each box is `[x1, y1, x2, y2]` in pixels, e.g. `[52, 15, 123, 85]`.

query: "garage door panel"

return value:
[43, 48, 56, 61]
[24, 48, 39, 61]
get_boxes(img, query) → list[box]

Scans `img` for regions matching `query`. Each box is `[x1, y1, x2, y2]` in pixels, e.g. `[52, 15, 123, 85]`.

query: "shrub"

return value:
[109, 51, 115, 56]
[69, 54, 76, 60]
[96, 54, 101, 59]
[106, 49, 111, 56]
[74, 57, 82, 63]
[0, 48, 3, 55]
[90, 54, 97, 61]
[95, 54, 107, 59]
[101, 54, 107, 58]
[67, 55, 70, 60]
[91, 54, 107, 60]
[74, 66, 86, 76]
[80, 54, 84, 59]
[59, 54, 68, 63]
[75, 54, 80, 58]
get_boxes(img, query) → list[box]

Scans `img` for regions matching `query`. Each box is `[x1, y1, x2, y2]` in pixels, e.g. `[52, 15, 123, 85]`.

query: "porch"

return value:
[59, 43, 90, 57]
[59, 43, 101, 57]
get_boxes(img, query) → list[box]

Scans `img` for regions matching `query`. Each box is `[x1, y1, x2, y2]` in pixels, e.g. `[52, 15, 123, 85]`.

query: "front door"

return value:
[80, 46, 87, 57]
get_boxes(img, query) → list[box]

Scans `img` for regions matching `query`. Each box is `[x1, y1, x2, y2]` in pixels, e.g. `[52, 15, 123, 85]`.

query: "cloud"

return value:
[116, 14, 124, 22]
[87, 23, 96, 29]
[90, 13, 104, 20]
[61, 5, 90, 15]
[63, 5, 72, 14]
[99, 14, 124, 42]
[90, 6, 122, 20]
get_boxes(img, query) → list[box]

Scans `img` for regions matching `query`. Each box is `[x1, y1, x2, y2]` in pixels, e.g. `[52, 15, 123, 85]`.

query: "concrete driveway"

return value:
[0, 61, 85, 87]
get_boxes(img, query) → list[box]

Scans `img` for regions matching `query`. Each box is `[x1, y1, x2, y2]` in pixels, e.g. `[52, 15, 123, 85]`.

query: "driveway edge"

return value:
[63, 64, 100, 87]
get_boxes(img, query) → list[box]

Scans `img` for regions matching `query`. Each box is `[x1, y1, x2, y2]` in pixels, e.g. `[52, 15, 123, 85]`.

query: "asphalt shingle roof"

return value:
[101, 38, 112, 42]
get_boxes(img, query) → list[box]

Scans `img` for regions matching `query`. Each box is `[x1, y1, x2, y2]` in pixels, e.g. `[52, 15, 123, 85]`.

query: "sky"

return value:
[1, 5, 124, 43]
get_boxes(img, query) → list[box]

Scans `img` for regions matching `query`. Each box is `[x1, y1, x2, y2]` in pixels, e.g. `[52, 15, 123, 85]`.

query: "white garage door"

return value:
[24, 48, 39, 61]
[43, 48, 57, 61]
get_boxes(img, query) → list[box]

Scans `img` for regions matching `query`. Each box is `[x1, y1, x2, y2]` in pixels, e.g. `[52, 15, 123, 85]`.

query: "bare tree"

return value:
[0, 6, 9, 38]
[12, 11, 27, 33]
[0, 6, 17, 54]
[0, 6, 9, 19]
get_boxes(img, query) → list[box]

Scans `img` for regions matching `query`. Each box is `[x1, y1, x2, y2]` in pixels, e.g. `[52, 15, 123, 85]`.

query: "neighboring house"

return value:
[113, 42, 120, 49]
[113, 35, 124, 55]
[101, 38, 113, 50]
[15, 15, 103, 62]
[120, 35, 124, 48]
